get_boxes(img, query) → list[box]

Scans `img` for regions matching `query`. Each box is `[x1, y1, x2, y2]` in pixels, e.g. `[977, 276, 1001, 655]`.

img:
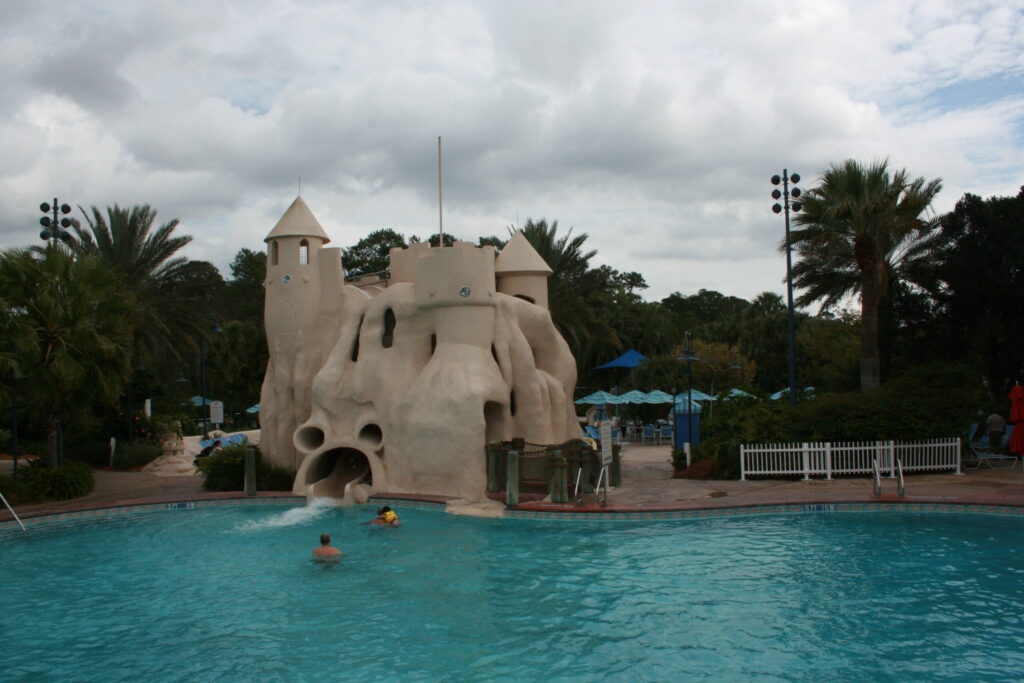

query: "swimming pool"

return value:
[2, 502, 1022, 681]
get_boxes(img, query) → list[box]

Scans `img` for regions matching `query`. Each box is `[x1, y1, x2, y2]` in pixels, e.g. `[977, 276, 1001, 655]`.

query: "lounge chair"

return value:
[965, 424, 1018, 470]
[658, 425, 673, 446]
[641, 424, 657, 446]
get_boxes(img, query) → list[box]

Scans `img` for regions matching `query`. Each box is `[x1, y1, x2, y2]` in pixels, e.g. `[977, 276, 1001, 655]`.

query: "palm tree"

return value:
[517, 219, 620, 376]
[789, 159, 942, 390]
[67, 204, 220, 364]
[0, 246, 135, 466]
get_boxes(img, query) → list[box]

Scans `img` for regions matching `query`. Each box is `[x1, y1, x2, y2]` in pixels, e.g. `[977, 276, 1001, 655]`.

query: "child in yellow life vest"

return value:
[370, 506, 400, 526]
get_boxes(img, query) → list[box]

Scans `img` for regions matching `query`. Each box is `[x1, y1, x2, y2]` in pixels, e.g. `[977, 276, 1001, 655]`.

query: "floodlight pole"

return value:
[8, 354, 19, 480]
[199, 338, 208, 439]
[684, 332, 694, 447]
[772, 170, 802, 407]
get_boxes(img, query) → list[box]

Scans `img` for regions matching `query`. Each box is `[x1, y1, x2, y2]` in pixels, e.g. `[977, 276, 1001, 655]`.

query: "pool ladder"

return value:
[872, 458, 906, 498]
[1, 490, 26, 531]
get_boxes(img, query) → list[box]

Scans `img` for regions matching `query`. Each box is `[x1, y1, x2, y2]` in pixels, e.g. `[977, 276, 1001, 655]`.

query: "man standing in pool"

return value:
[313, 533, 342, 558]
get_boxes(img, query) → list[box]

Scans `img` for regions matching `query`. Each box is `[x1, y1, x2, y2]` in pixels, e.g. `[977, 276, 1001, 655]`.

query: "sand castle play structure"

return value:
[259, 197, 580, 503]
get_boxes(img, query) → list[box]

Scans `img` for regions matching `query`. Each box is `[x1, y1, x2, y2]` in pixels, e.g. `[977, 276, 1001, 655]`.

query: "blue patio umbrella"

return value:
[245, 404, 260, 414]
[190, 395, 216, 407]
[642, 390, 675, 404]
[724, 388, 757, 399]
[574, 390, 623, 405]
[593, 349, 649, 370]
[616, 390, 649, 404]
[769, 387, 816, 400]
[674, 397, 703, 413]
[675, 389, 716, 402]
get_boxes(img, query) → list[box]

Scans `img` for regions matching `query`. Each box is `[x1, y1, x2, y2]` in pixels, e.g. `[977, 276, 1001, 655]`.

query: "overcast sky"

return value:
[1, 0, 1021, 304]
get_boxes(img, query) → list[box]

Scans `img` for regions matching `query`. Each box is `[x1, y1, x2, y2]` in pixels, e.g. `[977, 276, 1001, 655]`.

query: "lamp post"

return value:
[7, 350, 20, 481]
[198, 322, 222, 438]
[127, 361, 145, 443]
[729, 360, 745, 387]
[39, 199, 74, 243]
[678, 331, 697, 447]
[771, 170, 802, 407]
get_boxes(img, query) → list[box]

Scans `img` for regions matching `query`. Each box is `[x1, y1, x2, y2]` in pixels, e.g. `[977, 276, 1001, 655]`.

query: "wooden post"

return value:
[485, 442, 503, 492]
[506, 450, 520, 507]
[548, 452, 568, 503]
[610, 444, 622, 488]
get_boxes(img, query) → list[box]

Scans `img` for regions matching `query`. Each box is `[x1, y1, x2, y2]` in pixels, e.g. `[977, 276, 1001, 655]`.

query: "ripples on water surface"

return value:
[1, 506, 1021, 681]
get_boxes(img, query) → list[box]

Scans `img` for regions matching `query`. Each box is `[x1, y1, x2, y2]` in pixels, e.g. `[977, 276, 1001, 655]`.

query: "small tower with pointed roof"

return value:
[261, 196, 339, 469]
[494, 230, 554, 308]
[265, 196, 331, 270]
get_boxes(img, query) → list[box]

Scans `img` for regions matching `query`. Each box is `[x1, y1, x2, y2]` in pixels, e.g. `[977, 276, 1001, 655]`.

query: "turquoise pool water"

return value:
[1, 504, 1022, 681]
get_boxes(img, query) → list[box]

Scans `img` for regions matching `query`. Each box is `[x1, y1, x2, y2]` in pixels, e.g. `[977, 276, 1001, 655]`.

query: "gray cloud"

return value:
[0, 0, 1021, 302]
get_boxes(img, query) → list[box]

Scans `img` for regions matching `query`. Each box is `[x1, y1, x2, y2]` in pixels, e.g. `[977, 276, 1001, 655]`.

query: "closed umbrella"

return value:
[1009, 384, 1024, 456]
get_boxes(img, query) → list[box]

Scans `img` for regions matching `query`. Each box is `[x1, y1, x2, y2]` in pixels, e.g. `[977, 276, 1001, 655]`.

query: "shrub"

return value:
[258, 461, 297, 491]
[21, 460, 95, 501]
[112, 442, 162, 469]
[691, 362, 985, 480]
[0, 475, 44, 505]
[196, 444, 295, 492]
[67, 440, 114, 467]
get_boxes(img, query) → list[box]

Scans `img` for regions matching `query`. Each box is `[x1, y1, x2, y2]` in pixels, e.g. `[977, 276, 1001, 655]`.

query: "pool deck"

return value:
[2, 445, 1022, 523]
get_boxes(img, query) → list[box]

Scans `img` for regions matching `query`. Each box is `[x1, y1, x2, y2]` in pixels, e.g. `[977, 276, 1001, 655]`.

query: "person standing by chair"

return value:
[986, 412, 1006, 453]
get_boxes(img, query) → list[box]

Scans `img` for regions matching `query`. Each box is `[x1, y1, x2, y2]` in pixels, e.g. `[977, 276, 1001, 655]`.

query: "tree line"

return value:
[1, 159, 1021, 468]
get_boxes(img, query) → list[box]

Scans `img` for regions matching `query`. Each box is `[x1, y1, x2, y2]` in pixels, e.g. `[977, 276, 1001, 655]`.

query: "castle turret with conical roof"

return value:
[260, 196, 343, 470]
[494, 230, 553, 308]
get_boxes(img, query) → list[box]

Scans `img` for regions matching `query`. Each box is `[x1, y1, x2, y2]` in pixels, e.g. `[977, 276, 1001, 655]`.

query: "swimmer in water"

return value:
[369, 506, 400, 526]
[312, 533, 342, 559]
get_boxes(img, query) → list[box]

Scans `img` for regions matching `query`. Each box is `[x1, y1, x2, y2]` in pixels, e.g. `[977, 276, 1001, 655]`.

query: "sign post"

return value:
[210, 401, 224, 428]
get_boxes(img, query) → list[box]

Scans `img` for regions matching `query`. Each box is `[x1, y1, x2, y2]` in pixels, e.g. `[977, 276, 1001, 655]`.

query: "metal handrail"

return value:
[896, 457, 906, 497]
[872, 458, 882, 497]
[1, 491, 26, 532]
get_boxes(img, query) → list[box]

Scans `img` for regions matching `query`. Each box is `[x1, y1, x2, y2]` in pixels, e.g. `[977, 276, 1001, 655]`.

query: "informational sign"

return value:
[210, 400, 224, 426]
[144, 398, 152, 418]
[599, 421, 613, 466]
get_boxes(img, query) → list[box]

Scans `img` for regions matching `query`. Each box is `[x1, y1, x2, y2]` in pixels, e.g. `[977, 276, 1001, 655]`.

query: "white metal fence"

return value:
[739, 438, 961, 480]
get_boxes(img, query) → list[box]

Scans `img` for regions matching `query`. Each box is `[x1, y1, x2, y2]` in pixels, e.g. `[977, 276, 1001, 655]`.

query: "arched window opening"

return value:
[299, 239, 309, 265]
[430, 333, 437, 356]
[351, 315, 364, 362]
[382, 308, 396, 349]
[270, 240, 279, 266]
[509, 390, 517, 417]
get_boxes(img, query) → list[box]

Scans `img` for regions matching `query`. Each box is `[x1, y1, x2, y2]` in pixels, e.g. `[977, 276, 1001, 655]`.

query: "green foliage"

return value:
[68, 204, 221, 364]
[21, 459, 94, 500]
[205, 320, 268, 416]
[196, 444, 295, 492]
[0, 476, 43, 505]
[930, 189, 1024, 399]
[0, 246, 135, 466]
[693, 362, 983, 479]
[343, 229, 409, 277]
[790, 158, 943, 390]
[223, 248, 266, 325]
[66, 440, 113, 467]
[259, 461, 298, 491]
[112, 442, 162, 469]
